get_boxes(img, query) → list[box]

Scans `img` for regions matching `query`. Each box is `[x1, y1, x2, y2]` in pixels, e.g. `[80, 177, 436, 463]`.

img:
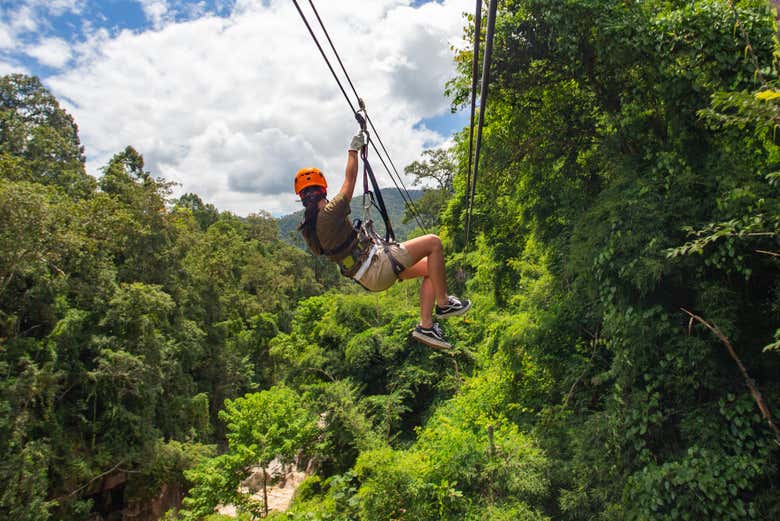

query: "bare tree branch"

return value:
[52, 461, 126, 502]
[681, 308, 780, 447]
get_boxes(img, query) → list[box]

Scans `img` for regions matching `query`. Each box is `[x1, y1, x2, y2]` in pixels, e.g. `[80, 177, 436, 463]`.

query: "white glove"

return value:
[348, 131, 367, 152]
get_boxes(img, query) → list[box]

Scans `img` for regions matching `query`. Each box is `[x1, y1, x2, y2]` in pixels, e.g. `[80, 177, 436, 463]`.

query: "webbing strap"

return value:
[361, 145, 395, 242]
[383, 243, 406, 278]
[352, 243, 378, 282]
[355, 111, 395, 242]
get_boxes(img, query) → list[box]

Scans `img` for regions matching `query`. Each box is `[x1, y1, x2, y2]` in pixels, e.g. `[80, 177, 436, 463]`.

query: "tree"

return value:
[174, 193, 219, 232]
[98, 146, 177, 285]
[88, 283, 176, 451]
[403, 148, 456, 229]
[404, 148, 456, 192]
[439, 0, 780, 518]
[0, 74, 94, 197]
[181, 386, 317, 518]
[0, 180, 73, 337]
[245, 211, 278, 245]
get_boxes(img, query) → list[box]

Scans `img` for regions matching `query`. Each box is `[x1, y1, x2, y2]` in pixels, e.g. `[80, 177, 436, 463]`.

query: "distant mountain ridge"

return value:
[277, 188, 423, 247]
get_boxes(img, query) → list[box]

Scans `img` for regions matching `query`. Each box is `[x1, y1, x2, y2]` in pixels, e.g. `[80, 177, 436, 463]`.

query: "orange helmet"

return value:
[294, 167, 327, 195]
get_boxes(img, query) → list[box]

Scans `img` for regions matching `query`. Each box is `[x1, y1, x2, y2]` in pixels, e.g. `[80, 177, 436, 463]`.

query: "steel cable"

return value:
[464, 0, 482, 250]
[464, 0, 497, 249]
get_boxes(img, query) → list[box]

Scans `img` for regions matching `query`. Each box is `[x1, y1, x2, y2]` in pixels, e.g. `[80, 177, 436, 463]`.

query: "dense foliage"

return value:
[437, 0, 780, 519]
[3, 0, 780, 519]
[0, 74, 328, 520]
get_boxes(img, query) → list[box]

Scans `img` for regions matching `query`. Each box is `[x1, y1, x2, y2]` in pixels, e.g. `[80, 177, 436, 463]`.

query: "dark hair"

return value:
[298, 187, 326, 253]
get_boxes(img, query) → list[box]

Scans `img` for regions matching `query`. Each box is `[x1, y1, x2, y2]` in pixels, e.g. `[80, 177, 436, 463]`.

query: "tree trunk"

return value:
[262, 467, 269, 517]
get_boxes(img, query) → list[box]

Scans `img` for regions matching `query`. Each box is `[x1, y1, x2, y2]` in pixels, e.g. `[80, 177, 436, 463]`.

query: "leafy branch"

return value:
[666, 215, 778, 259]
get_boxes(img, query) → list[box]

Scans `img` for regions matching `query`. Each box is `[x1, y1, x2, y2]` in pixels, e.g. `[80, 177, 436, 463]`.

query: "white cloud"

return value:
[47, 0, 471, 216]
[36, 0, 86, 17]
[5, 1, 85, 37]
[183, 1, 209, 20]
[26, 36, 72, 68]
[0, 23, 14, 49]
[9, 6, 38, 34]
[137, 0, 171, 30]
[0, 60, 29, 76]
[1, 1, 84, 53]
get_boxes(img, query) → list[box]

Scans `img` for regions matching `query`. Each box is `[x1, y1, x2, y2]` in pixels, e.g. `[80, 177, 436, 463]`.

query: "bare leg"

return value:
[399, 258, 434, 327]
[418, 277, 435, 328]
[400, 235, 448, 307]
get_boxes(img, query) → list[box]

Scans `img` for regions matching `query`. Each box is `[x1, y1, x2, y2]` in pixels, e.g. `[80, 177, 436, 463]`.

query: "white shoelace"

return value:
[432, 323, 444, 338]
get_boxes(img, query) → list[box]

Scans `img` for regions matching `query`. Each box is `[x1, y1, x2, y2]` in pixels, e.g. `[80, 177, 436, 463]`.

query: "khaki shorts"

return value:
[355, 243, 413, 292]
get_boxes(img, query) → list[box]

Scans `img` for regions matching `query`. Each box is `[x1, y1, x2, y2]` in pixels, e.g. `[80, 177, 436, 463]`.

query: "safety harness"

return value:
[353, 105, 407, 282]
[308, 209, 405, 288]
[308, 104, 406, 288]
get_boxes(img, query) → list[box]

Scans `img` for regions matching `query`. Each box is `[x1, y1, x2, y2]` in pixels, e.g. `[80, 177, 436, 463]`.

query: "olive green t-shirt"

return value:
[307, 193, 357, 262]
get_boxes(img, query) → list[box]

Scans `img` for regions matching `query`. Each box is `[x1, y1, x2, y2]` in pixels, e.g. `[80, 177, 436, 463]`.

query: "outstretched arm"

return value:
[338, 150, 359, 203]
[338, 131, 366, 203]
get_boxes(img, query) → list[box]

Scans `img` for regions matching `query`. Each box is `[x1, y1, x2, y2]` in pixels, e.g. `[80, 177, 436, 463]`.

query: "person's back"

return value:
[300, 191, 356, 263]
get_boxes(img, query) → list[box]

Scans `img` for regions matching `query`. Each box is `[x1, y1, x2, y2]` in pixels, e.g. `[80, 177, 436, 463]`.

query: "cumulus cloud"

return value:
[137, 0, 171, 30]
[46, 0, 471, 215]
[26, 37, 72, 68]
[36, 0, 86, 17]
[0, 60, 29, 76]
[9, 6, 39, 34]
[5, 1, 85, 35]
[0, 24, 13, 49]
[222, 128, 324, 194]
[182, 1, 209, 20]
[1, 0, 84, 62]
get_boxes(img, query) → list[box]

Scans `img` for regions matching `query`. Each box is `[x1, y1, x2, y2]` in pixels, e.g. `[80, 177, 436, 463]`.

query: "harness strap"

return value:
[355, 110, 395, 243]
[351, 237, 406, 287]
[382, 242, 406, 278]
[361, 146, 395, 242]
[352, 243, 378, 282]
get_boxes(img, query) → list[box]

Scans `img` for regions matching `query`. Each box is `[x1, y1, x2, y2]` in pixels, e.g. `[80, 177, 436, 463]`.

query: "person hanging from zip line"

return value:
[294, 130, 470, 350]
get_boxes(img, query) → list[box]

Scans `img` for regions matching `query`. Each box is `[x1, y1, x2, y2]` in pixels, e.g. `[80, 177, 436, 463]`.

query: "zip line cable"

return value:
[464, 0, 498, 249]
[364, 115, 427, 229]
[291, 0, 402, 236]
[292, 0, 428, 234]
[304, 0, 360, 105]
[290, 0, 356, 114]
[464, 0, 482, 236]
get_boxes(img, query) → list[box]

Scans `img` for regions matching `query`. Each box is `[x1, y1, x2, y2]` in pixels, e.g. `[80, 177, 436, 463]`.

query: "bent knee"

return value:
[424, 234, 442, 251]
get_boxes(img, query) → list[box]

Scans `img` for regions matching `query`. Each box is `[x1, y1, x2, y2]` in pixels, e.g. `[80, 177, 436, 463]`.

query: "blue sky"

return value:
[1, 0, 471, 215]
[2, 1, 239, 74]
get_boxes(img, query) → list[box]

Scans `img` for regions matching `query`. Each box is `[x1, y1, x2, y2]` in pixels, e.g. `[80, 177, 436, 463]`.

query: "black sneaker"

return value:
[411, 323, 452, 350]
[435, 296, 471, 319]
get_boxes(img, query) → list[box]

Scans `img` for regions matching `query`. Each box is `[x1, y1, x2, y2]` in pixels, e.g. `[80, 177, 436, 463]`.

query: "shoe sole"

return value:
[436, 300, 472, 319]
[411, 330, 452, 350]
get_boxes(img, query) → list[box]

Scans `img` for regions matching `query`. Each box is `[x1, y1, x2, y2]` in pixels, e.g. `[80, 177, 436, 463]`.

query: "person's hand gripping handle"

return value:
[350, 97, 369, 152]
[349, 130, 367, 152]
